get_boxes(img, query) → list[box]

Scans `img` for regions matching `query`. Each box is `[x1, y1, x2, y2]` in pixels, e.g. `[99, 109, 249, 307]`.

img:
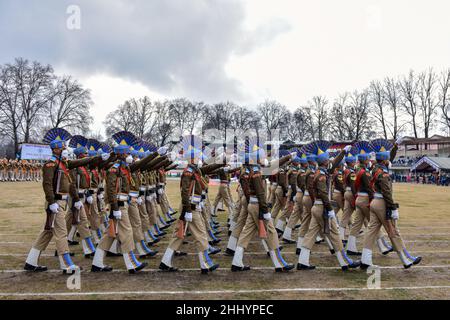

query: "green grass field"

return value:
[0, 180, 449, 300]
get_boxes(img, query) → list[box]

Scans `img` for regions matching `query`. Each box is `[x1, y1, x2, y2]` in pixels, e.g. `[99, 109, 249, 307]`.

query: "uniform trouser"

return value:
[237, 203, 279, 250]
[168, 207, 209, 252]
[226, 185, 235, 206]
[363, 199, 406, 252]
[204, 194, 213, 221]
[65, 198, 91, 239]
[231, 196, 249, 238]
[271, 187, 286, 220]
[162, 190, 172, 211]
[287, 192, 303, 229]
[145, 199, 156, 225]
[332, 191, 344, 217]
[128, 199, 145, 242]
[278, 189, 294, 223]
[340, 191, 355, 229]
[33, 200, 70, 254]
[213, 184, 233, 212]
[139, 200, 151, 232]
[349, 196, 378, 238]
[86, 194, 101, 231]
[302, 204, 343, 252]
[297, 195, 313, 238]
[159, 190, 169, 215]
[267, 184, 276, 204]
[98, 204, 134, 253]
[231, 190, 243, 224]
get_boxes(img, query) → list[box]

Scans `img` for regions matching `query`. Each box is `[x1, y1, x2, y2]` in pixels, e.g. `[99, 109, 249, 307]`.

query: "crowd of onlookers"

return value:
[391, 172, 450, 186]
[391, 156, 423, 167]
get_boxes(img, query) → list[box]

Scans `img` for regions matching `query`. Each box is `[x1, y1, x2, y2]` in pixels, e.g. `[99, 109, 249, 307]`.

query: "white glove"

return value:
[290, 152, 297, 159]
[157, 146, 168, 156]
[391, 209, 399, 220]
[184, 211, 193, 222]
[113, 210, 122, 220]
[49, 202, 59, 213]
[137, 197, 143, 205]
[86, 196, 94, 204]
[395, 136, 404, 145]
[167, 151, 177, 162]
[101, 153, 110, 161]
[157, 188, 163, 195]
[97, 193, 104, 200]
[223, 166, 231, 173]
[343, 145, 352, 153]
[328, 210, 336, 220]
[74, 201, 83, 210]
[263, 212, 271, 221]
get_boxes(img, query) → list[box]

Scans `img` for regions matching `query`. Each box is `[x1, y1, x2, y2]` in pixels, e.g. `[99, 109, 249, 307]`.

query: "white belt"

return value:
[345, 187, 352, 191]
[190, 195, 202, 205]
[57, 194, 68, 200]
[249, 196, 259, 204]
[357, 192, 368, 197]
[374, 192, 383, 199]
[314, 200, 323, 205]
[296, 187, 303, 192]
[271, 183, 278, 186]
[139, 187, 146, 192]
[288, 185, 292, 189]
[117, 194, 128, 201]
[304, 191, 310, 196]
[129, 191, 139, 198]
[150, 185, 156, 188]
[78, 188, 86, 193]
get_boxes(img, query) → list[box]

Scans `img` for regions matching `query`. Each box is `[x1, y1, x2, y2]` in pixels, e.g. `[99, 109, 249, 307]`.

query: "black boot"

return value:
[159, 262, 178, 272]
[296, 263, 315, 270]
[231, 264, 251, 272]
[91, 265, 113, 272]
[129, 262, 148, 274]
[225, 248, 235, 256]
[201, 263, 219, 274]
[296, 248, 301, 255]
[24, 263, 47, 272]
[275, 264, 294, 272]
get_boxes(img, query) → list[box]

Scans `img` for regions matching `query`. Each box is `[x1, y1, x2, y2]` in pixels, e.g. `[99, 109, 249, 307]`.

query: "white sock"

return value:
[298, 247, 311, 266]
[361, 248, 373, 266]
[282, 227, 292, 240]
[227, 236, 238, 251]
[232, 246, 245, 267]
[25, 248, 40, 266]
[92, 248, 106, 268]
[269, 250, 283, 268]
[275, 219, 285, 231]
[336, 251, 347, 267]
[161, 248, 175, 267]
[346, 235, 358, 252]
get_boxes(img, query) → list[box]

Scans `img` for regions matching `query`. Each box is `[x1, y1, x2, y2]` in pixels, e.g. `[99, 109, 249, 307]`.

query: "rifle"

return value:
[44, 207, 56, 231]
[108, 208, 118, 238]
[258, 210, 268, 239]
[71, 202, 80, 226]
[323, 207, 330, 235]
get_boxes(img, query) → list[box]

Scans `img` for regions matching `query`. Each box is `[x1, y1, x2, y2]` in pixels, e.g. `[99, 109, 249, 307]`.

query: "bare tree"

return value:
[399, 70, 420, 139]
[417, 69, 439, 139]
[46, 75, 93, 135]
[438, 69, 450, 134]
[369, 80, 389, 139]
[0, 64, 23, 155]
[169, 98, 201, 136]
[383, 77, 405, 139]
[305, 96, 330, 140]
[257, 100, 289, 141]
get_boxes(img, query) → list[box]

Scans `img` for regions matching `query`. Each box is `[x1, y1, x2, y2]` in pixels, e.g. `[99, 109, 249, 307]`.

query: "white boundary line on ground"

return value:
[2, 249, 450, 257]
[0, 285, 449, 297]
[0, 264, 449, 273]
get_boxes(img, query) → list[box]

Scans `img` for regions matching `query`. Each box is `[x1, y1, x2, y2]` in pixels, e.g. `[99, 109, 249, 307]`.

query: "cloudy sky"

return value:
[1, 0, 450, 132]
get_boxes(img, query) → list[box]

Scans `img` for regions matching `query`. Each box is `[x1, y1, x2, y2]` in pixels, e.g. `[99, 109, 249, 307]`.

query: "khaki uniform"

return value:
[32, 156, 95, 254]
[340, 167, 356, 233]
[283, 165, 307, 241]
[276, 165, 299, 231]
[212, 168, 236, 215]
[271, 168, 288, 221]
